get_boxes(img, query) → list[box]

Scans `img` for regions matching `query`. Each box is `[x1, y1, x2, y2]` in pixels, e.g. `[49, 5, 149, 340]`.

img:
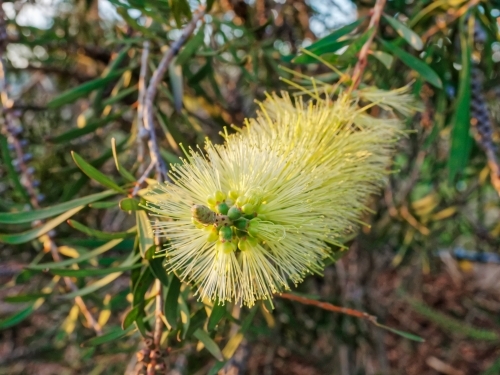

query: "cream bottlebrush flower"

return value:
[144, 87, 413, 307]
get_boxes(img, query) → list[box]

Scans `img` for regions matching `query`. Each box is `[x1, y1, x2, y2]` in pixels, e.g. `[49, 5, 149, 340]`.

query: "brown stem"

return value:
[351, 0, 387, 90]
[277, 293, 378, 324]
[144, 5, 206, 182]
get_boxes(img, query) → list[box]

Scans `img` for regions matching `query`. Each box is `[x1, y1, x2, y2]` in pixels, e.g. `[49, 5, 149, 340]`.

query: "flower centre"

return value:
[191, 190, 264, 253]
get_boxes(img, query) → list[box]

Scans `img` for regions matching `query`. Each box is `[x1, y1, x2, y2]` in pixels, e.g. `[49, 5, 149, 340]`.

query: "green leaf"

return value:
[48, 112, 124, 143]
[3, 293, 51, 303]
[122, 304, 142, 330]
[337, 28, 375, 64]
[61, 253, 140, 299]
[0, 190, 115, 224]
[293, 18, 364, 64]
[88, 201, 117, 209]
[208, 361, 226, 375]
[0, 298, 45, 329]
[28, 239, 124, 270]
[207, 303, 226, 331]
[369, 50, 394, 69]
[193, 329, 224, 361]
[133, 267, 155, 307]
[119, 198, 141, 211]
[136, 211, 154, 258]
[149, 257, 169, 287]
[170, 0, 192, 28]
[68, 220, 136, 240]
[81, 325, 136, 347]
[0, 135, 31, 203]
[169, 61, 184, 112]
[48, 263, 142, 277]
[71, 151, 126, 193]
[185, 308, 208, 338]
[0, 206, 84, 245]
[111, 138, 136, 183]
[47, 69, 125, 108]
[374, 322, 425, 342]
[176, 25, 205, 66]
[383, 14, 423, 51]
[378, 38, 442, 88]
[165, 274, 181, 329]
[102, 85, 138, 107]
[448, 19, 473, 183]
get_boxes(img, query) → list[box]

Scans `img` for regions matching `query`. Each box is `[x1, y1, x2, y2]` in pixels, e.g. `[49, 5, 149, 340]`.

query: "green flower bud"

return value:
[227, 206, 242, 220]
[248, 218, 261, 237]
[216, 202, 229, 215]
[219, 226, 233, 242]
[233, 218, 249, 231]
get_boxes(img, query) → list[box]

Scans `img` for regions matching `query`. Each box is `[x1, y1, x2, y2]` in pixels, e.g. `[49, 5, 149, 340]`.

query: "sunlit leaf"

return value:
[383, 14, 423, 51]
[193, 329, 224, 361]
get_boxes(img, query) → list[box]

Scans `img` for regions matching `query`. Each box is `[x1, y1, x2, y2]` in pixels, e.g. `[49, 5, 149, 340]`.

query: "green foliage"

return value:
[1, 0, 500, 373]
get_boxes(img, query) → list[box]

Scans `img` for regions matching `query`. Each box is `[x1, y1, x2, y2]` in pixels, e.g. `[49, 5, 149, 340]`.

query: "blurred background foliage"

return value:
[1, 0, 500, 374]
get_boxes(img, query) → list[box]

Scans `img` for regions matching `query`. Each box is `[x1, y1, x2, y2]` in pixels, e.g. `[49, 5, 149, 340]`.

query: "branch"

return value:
[144, 5, 206, 182]
[351, 0, 387, 90]
[277, 293, 378, 323]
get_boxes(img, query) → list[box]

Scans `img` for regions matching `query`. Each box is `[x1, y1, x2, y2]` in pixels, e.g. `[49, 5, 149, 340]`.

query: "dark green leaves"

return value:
[193, 329, 224, 361]
[378, 38, 442, 88]
[71, 151, 126, 193]
[68, 220, 135, 240]
[0, 190, 115, 224]
[448, 18, 473, 183]
[47, 70, 125, 108]
[81, 325, 136, 347]
[0, 206, 84, 244]
[383, 14, 423, 51]
[165, 275, 181, 329]
[207, 303, 226, 331]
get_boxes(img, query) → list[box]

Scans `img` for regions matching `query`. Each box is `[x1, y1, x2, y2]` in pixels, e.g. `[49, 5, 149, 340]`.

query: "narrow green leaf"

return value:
[111, 138, 136, 183]
[48, 112, 124, 143]
[88, 201, 117, 209]
[119, 198, 141, 211]
[208, 361, 226, 375]
[293, 18, 364, 64]
[149, 257, 169, 287]
[4, 293, 51, 303]
[61, 253, 140, 299]
[169, 61, 184, 112]
[102, 85, 138, 107]
[122, 305, 141, 330]
[369, 50, 394, 69]
[170, 0, 192, 28]
[47, 70, 125, 108]
[0, 298, 45, 329]
[0, 135, 31, 203]
[165, 274, 181, 329]
[71, 151, 126, 193]
[193, 329, 224, 361]
[378, 38, 442, 88]
[0, 206, 84, 245]
[28, 239, 124, 270]
[68, 220, 135, 240]
[207, 303, 226, 331]
[136, 211, 154, 258]
[49, 263, 142, 277]
[0, 190, 115, 224]
[133, 267, 155, 307]
[176, 26, 205, 66]
[448, 19, 473, 183]
[81, 325, 135, 347]
[383, 14, 423, 51]
[375, 322, 425, 342]
[185, 308, 208, 338]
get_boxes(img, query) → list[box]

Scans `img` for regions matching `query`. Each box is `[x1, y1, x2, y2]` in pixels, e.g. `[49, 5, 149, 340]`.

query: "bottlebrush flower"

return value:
[144, 87, 414, 306]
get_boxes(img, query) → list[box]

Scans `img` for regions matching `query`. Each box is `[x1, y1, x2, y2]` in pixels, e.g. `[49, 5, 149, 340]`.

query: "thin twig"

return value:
[351, 0, 387, 90]
[421, 0, 481, 42]
[132, 159, 155, 197]
[277, 293, 377, 324]
[144, 5, 206, 182]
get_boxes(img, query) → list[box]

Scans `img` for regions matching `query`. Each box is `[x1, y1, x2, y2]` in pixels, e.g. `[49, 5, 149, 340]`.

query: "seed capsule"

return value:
[227, 206, 242, 220]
